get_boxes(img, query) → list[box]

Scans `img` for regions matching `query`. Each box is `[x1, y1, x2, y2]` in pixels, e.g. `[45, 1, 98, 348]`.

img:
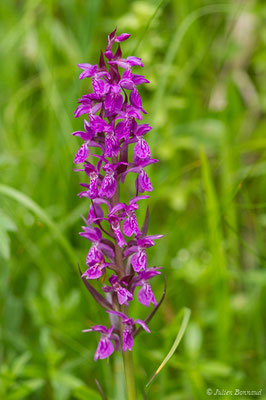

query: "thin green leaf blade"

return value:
[146, 307, 191, 387]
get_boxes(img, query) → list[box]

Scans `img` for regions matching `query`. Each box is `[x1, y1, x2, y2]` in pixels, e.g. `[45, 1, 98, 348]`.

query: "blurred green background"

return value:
[1, 0, 266, 399]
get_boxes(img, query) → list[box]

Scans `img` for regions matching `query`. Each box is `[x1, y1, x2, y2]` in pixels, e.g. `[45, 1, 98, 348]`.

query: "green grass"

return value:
[1, 0, 266, 399]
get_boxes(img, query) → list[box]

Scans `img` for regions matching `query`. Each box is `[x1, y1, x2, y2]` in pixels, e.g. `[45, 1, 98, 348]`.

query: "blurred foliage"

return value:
[1, 0, 266, 399]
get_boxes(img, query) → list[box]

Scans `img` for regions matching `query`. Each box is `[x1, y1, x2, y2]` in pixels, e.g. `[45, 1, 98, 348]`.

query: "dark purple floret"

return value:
[82, 325, 119, 360]
[107, 310, 150, 351]
[103, 275, 133, 305]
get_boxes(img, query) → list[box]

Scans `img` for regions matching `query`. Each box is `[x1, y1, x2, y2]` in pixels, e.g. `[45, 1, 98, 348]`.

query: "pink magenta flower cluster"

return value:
[72, 29, 163, 361]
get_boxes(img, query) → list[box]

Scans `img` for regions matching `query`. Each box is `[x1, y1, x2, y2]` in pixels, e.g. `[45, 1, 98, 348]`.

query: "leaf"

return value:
[0, 210, 17, 231]
[73, 386, 101, 400]
[146, 307, 191, 387]
[0, 229, 10, 260]
[134, 274, 166, 337]
[7, 379, 44, 400]
[0, 209, 17, 260]
[0, 184, 77, 268]
[78, 264, 114, 311]
[12, 352, 31, 376]
[95, 379, 107, 400]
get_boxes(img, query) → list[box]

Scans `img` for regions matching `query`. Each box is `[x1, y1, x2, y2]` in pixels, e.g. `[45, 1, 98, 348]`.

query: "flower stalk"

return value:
[122, 348, 137, 400]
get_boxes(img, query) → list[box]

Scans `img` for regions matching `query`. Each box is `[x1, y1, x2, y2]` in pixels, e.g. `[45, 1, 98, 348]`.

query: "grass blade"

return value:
[0, 183, 77, 268]
[146, 307, 191, 387]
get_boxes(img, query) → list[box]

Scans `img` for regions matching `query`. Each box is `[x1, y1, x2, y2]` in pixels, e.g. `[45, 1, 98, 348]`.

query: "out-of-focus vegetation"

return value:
[1, 0, 266, 399]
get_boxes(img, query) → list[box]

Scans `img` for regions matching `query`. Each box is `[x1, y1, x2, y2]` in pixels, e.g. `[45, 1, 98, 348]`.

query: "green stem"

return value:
[122, 349, 137, 400]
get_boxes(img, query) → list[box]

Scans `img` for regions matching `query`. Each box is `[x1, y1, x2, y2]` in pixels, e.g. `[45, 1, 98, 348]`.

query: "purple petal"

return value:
[88, 203, 104, 224]
[137, 169, 153, 193]
[83, 325, 109, 334]
[131, 249, 146, 272]
[77, 63, 98, 79]
[134, 138, 150, 160]
[114, 229, 127, 247]
[132, 74, 150, 85]
[115, 119, 132, 140]
[94, 337, 114, 361]
[127, 56, 144, 67]
[109, 202, 126, 215]
[104, 50, 114, 60]
[90, 115, 108, 133]
[80, 226, 102, 242]
[137, 283, 157, 307]
[82, 263, 105, 280]
[105, 133, 120, 158]
[73, 143, 89, 164]
[107, 310, 127, 321]
[105, 92, 123, 115]
[138, 267, 162, 281]
[130, 88, 142, 109]
[102, 285, 113, 293]
[129, 195, 150, 205]
[124, 245, 138, 258]
[115, 33, 131, 42]
[123, 330, 134, 351]
[123, 214, 140, 237]
[72, 130, 93, 141]
[108, 60, 129, 69]
[117, 287, 133, 305]
[99, 173, 117, 199]
[109, 216, 127, 247]
[86, 247, 104, 266]
[120, 69, 134, 90]
[74, 105, 91, 118]
[92, 79, 108, 97]
[134, 123, 152, 137]
[98, 242, 115, 259]
[134, 319, 150, 333]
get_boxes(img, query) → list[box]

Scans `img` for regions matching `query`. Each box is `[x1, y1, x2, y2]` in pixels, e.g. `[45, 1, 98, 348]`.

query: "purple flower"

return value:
[105, 28, 131, 60]
[130, 88, 143, 110]
[119, 69, 149, 90]
[103, 275, 133, 305]
[87, 201, 105, 225]
[82, 325, 119, 360]
[124, 235, 163, 272]
[72, 119, 94, 141]
[108, 215, 127, 247]
[74, 97, 102, 118]
[108, 56, 144, 69]
[75, 163, 101, 200]
[134, 137, 150, 160]
[77, 63, 98, 80]
[71, 30, 163, 361]
[138, 282, 157, 307]
[77, 63, 110, 81]
[73, 143, 89, 164]
[109, 196, 149, 237]
[105, 84, 123, 116]
[82, 262, 107, 280]
[107, 310, 150, 351]
[80, 226, 115, 264]
[122, 159, 158, 193]
[115, 105, 143, 140]
[105, 129, 120, 158]
[132, 268, 161, 307]
[98, 159, 127, 199]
